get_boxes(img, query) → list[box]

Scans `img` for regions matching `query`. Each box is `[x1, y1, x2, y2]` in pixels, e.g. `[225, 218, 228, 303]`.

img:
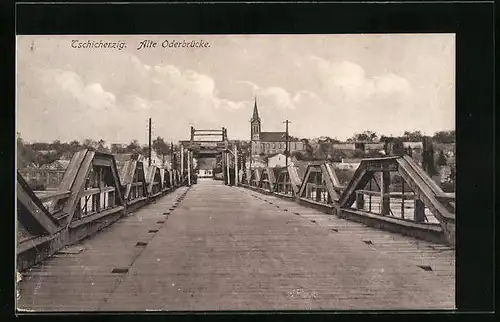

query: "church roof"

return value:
[259, 132, 287, 142]
[251, 97, 260, 121]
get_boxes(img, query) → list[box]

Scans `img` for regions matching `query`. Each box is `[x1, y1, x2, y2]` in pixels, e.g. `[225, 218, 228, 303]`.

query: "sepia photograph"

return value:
[16, 34, 456, 311]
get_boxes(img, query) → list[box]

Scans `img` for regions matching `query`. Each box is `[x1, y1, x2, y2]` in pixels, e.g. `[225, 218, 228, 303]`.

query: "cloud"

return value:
[41, 69, 116, 110]
[309, 55, 411, 102]
[235, 80, 260, 93]
[258, 87, 293, 109]
[292, 90, 323, 107]
[372, 73, 410, 95]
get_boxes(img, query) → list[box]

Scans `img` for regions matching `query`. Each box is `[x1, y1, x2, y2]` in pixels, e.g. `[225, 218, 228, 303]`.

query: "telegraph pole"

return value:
[283, 120, 291, 168]
[148, 118, 152, 167]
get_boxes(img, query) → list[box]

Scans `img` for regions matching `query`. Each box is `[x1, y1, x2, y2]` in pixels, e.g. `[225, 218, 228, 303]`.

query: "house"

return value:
[60, 152, 74, 161]
[37, 149, 57, 155]
[403, 141, 424, 149]
[197, 158, 215, 178]
[143, 149, 165, 168]
[41, 159, 70, 170]
[365, 143, 385, 151]
[245, 156, 267, 168]
[265, 152, 290, 168]
[250, 98, 304, 156]
[332, 143, 356, 150]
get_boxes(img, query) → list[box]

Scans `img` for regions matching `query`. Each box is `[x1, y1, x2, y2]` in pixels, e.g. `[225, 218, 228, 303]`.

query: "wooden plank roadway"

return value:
[17, 179, 454, 311]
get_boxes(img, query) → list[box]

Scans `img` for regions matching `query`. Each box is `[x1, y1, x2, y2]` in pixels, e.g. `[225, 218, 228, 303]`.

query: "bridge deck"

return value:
[17, 179, 454, 311]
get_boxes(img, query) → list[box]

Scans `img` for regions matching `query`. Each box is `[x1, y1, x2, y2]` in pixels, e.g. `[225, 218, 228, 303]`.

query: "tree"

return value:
[330, 149, 347, 162]
[82, 138, 98, 150]
[291, 150, 314, 161]
[49, 139, 62, 151]
[432, 130, 455, 143]
[140, 145, 150, 158]
[350, 130, 379, 142]
[301, 139, 314, 156]
[352, 148, 365, 158]
[30, 142, 50, 151]
[437, 150, 447, 166]
[95, 139, 109, 153]
[126, 140, 141, 154]
[422, 137, 437, 176]
[69, 140, 80, 152]
[16, 136, 37, 169]
[152, 136, 170, 165]
[313, 139, 330, 160]
[403, 131, 424, 142]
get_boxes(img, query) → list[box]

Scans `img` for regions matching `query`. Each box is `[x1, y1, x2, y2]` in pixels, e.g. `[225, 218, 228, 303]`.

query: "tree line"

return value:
[16, 135, 180, 169]
[17, 129, 454, 170]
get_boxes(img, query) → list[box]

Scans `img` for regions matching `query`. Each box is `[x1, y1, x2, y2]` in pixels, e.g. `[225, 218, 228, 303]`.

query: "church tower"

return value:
[250, 97, 261, 141]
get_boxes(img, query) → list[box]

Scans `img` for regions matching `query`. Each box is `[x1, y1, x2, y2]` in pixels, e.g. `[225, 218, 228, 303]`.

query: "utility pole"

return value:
[283, 120, 291, 168]
[148, 118, 152, 167]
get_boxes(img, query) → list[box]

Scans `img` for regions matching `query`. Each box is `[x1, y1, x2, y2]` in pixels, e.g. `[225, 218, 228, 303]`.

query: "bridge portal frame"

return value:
[182, 127, 241, 186]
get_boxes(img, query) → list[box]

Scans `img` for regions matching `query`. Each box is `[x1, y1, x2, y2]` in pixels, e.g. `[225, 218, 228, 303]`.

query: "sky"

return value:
[16, 34, 455, 145]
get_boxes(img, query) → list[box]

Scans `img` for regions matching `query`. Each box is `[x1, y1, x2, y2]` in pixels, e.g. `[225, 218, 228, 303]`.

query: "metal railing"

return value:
[129, 182, 145, 200]
[34, 190, 71, 215]
[76, 186, 116, 219]
[275, 169, 294, 197]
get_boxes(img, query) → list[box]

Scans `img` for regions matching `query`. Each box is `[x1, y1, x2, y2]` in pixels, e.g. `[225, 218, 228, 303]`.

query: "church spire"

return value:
[252, 97, 260, 121]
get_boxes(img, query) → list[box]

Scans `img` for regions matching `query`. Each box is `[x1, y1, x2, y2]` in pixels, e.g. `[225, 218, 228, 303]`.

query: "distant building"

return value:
[37, 149, 57, 155]
[365, 143, 385, 151]
[332, 143, 356, 150]
[143, 149, 165, 168]
[334, 162, 360, 170]
[403, 142, 424, 149]
[60, 152, 74, 160]
[266, 152, 290, 168]
[245, 156, 267, 169]
[250, 98, 304, 156]
[197, 158, 214, 178]
[41, 159, 70, 170]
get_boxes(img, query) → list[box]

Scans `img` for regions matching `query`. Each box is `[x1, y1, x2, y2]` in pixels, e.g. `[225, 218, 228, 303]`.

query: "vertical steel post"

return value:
[401, 178, 405, 219]
[381, 170, 391, 216]
[226, 151, 230, 185]
[414, 199, 426, 223]
[283, 120, 291, 168]
[368, 179, 372, 212]
[148, 118, 152, 167]
[234, 145, 239, 186]
[187, 150, 191, 186]
[180, 145, 184, 183]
